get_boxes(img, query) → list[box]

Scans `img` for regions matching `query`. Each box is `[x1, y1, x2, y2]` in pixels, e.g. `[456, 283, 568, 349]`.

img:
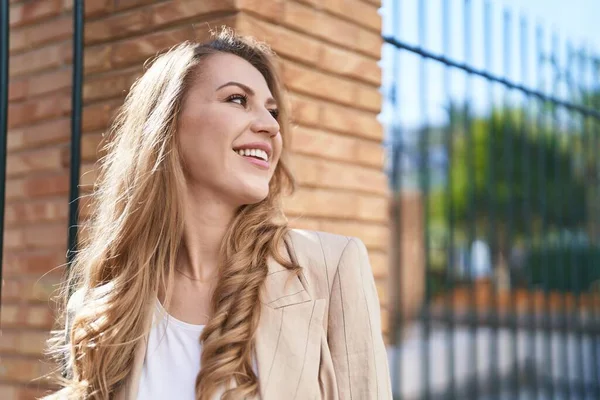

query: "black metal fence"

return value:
[0, 0, 84, 307]
[383, 0, 600, 399]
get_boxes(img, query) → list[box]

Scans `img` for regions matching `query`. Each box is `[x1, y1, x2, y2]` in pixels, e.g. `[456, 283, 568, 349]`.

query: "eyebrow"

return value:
[216, 81, 277, 107]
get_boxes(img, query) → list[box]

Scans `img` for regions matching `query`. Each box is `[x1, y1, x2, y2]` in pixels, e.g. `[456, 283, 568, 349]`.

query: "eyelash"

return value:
[227, 94, 279, 121]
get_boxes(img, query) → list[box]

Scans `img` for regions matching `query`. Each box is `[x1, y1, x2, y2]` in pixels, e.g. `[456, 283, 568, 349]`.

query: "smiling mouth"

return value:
[233, 148, 269, 162]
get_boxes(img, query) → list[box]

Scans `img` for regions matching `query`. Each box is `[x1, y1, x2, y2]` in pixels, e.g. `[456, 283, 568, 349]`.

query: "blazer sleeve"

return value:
[327, 237, 393, 399]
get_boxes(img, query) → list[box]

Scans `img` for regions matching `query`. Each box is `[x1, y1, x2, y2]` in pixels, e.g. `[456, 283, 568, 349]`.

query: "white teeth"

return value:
[234, 148, 268, 161]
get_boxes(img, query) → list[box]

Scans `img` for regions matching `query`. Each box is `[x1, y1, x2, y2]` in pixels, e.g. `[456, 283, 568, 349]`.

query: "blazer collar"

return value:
[259, 236, 312, 308]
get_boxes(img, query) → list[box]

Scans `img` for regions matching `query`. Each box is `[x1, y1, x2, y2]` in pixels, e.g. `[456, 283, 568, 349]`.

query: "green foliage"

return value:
[430, 104, 587, 238]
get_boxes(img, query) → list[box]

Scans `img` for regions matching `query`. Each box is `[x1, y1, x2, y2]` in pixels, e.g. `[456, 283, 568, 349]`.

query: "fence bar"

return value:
[67, 0, 84, 270]
[417, 1, 432, 398]
[442, 0, 456, 397]
[550, 30, 568, 399]
[593, 57, 600, 399]
[0, 0, 9, 311]
[500, 8, 521, 398]
[463, 1, 479, 398]
[388, 0, 404, 397]
[567, 41, 585, 399]
[518, 13, 537, 400]
[381, 36, 600, 120]
[484, 2, 501, 398]
[534, 22, 555, 400]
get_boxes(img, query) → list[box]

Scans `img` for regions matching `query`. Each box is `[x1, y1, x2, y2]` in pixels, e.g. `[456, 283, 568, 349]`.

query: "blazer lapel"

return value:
[254, 238, 326, 400]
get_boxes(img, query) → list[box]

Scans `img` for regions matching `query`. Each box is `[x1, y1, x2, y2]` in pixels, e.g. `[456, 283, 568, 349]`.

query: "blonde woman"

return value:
[45, 28, 392, 400]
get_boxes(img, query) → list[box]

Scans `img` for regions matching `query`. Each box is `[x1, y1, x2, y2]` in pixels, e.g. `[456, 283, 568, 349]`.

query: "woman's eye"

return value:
[269, 109, 279, 120]
[227, 94, 247, 106]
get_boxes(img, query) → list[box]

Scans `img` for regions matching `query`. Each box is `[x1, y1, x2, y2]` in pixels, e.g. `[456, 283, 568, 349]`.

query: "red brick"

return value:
[319, 45, 381, 86]
[285, 188, 388, 223]
[22, 172, 70, 199]
[318, 220, 389, 253]
[1, 275, 63, 304]
[5, 198, 69, 226]
[301, 155, 387, 195]
[287, 216, 322, 231]
[151, 0, 236, 27]
[10, 69, 72, 102]
[1, 303, 55, 329]
[7, 146, 65, 178]
[282, 61, 354, 106]
[0, 357, 42, 382]
[0, 331, 49, 355]
[237, 14, 321, 66]
[9, 0, 62, 28]
[29, 274, 63, 303]
[8, 90, 71, 129]
[354, 138, 385, 168]
[83, 67, 140, 103]
[284, 187, 359, 219]
[375, 279, 388, 307]
[10, 14, 73, 53]
[354, 82, 382, 112]
[110, 25, 196, 70]
[357, 194, 388, 222]
[113, 0, 170, 12]
[1, 305, 19, 326]
[105, 15, 236, 74]
[62, 0, 114, 18]
[7, 118, 71, 152]
[82, 99, 121, 133]
[79, 162, 98, 189]
[321, 0, 381, 32]
[9, 42, 70, 78]
[237, 0, 285, 22]
[81, 132, 105, 162]
[321, 103, 382, 140]
[0, 384, 49, 400]
[0, 384, 16, 400]
[3, 227, 25, 250]
[288, 94, 321, 126]
[290, 126, 356, 162]
[8, 79, 27, 101]
[22, 223, 68, 250]
[84, 44, 113, 75]
[283, 2, 380, 59]
[85, 7, 154, 45]
[291, 125, 384, 168]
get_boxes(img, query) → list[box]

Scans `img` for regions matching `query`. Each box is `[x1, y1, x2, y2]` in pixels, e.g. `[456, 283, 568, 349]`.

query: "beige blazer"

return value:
[65, 229, 392, 399]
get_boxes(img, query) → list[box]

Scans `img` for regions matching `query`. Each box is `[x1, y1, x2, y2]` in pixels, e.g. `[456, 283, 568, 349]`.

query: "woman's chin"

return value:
[236, 187, 270, 206]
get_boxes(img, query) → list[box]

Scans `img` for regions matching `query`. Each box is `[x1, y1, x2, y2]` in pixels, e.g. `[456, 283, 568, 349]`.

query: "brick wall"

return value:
[0, 0, 387, 397]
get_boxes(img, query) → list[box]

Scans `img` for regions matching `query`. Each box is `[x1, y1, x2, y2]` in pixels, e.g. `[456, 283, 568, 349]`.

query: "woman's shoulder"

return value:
[285, 229, 369, 297]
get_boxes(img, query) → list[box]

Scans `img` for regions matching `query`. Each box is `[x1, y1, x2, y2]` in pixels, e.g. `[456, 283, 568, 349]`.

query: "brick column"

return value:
[1, 1, 387, 397]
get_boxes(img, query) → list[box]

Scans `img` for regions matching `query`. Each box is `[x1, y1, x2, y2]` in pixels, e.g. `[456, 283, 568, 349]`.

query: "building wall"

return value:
[0, 0, 387, 397]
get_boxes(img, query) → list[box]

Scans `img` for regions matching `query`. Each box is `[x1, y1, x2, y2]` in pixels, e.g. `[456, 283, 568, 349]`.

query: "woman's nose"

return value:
[251, 108, 280, 137]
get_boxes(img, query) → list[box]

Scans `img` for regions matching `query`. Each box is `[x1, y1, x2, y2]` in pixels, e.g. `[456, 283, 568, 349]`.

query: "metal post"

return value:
[0, 0, 9, 311]
[67, 0, 84, 271]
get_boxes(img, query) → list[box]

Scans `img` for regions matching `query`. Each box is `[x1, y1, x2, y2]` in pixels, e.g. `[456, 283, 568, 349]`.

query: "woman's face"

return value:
[177, 53, 282, 207]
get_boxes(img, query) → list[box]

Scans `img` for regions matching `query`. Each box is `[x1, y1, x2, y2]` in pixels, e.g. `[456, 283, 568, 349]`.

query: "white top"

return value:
[137, 299, 206, 400]
[137, 299, 258, 399]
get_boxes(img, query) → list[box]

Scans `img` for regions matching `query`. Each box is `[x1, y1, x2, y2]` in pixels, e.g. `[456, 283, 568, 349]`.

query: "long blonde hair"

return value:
[45, 28, 298, 399]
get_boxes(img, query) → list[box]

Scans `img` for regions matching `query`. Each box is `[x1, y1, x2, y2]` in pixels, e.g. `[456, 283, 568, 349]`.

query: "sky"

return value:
[379, 0, 600, 189]
[380, 0, 600, 130]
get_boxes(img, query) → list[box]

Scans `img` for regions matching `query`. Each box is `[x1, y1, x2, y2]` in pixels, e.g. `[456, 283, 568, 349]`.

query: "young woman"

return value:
[46, 28, 391, 400]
